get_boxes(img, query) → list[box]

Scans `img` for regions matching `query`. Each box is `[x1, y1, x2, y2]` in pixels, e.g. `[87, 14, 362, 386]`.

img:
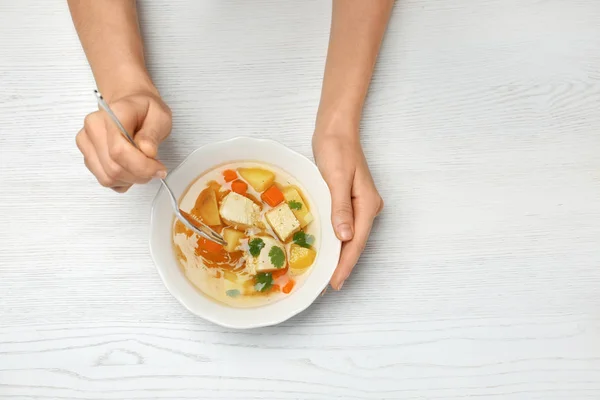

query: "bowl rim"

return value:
[149, 136, 341, 329]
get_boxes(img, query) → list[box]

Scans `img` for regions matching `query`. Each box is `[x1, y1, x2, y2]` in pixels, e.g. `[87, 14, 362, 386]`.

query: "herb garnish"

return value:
[288, 200, 302, 210]
[254, 273, 273, 292]
[249, 238, 265, 257]
[268, 246, 285, 268]
[293, 231, 315, 248]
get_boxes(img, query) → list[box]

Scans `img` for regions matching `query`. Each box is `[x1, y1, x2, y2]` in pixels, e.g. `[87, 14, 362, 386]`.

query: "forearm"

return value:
[316, 0, 394, 133]
[67, 0, 156, 101]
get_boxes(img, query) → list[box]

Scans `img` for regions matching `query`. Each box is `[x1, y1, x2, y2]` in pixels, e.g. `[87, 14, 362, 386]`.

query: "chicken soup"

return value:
[172, 162, 319, 308]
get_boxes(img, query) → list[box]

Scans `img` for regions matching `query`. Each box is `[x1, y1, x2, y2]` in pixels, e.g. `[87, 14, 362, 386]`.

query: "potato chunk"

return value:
[289, 244, 316, 272]
[282, 186, 313, 228]
[192, 187, 221, 226]
[237, 167, 275, 192]
[223, 228, 245, 252]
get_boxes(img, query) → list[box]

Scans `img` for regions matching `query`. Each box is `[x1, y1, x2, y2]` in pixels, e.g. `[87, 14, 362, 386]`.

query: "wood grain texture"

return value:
[1, 0, 600, 398]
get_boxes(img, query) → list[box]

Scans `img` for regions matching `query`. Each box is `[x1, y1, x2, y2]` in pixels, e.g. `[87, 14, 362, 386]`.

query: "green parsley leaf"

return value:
[288, 200, 302, 210]
[293, 231, 315, 248]
[249, 238, 265, 257]
[254, 272, 273, 292]
[269, 246, 286, 268]
[226, 289, 241, 297]
[293, 231, 305, 243]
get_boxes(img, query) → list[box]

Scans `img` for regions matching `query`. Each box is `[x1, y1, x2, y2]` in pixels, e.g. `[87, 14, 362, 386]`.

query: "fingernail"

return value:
[337, 224, 353, 241]
[337, 281, 345, 291]
[154, 170, 167, 179]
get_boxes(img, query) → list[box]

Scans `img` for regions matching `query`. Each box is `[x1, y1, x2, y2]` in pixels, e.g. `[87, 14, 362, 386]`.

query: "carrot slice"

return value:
[231, 180, 248, 195]
[271, 268, 288, 279]
[199, 237, 223, 253]
[282, 279, 295, 294]
[261, 185, 284, 207]
[223, 169, 238, 182]
[271, 284, 281, 293]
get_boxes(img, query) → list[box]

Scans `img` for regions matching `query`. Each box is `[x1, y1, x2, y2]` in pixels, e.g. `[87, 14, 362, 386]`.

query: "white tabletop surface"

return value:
[2, 1, 600, 399]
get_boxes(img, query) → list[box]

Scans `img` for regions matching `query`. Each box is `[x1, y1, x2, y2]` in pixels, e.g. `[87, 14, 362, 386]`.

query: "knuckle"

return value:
[105, 162, 123, 181]
[370, 194, 384, 215]
[83, 112, 99, 130]
[112, 185, 131, 194]
[108, 142, 124, 160]
[75, 132, 85, 152]
[97, 175, 115, 188]
[83, 157, 92, 171]
[162, 105, 173, 119]
[355, 193, 383, 216]
[377, 197, 385, 213]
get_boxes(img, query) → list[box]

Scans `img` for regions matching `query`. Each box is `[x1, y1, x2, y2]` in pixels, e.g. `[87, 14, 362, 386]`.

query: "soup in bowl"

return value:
[150, 137, 340, 328]
[173, 162, 320, 308]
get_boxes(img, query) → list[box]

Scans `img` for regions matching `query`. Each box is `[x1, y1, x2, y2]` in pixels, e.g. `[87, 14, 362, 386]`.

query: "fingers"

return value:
[330, 205, 374, 290]
[313, 134, 384, 291]
[76, 129, 132, 192]
[85, 112, 152, 185]
[105, 124, 167, 181]
[77, 96, 171, 191]
[314, 136, 358, 242]
[331, 177, 354, 242]
[103, 101, 168, 181]
[328, 170, 355, 241]
[330, 193, 384, 290]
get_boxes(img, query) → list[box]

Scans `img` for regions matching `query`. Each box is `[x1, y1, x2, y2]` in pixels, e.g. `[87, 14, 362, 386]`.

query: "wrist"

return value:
[97, 65, 159, 103]
[314, 108, 361, 139]
[315, 92, 365, 133]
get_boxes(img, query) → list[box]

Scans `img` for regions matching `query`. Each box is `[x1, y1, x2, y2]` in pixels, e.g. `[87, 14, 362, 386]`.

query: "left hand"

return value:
[313, 123, 384, 290]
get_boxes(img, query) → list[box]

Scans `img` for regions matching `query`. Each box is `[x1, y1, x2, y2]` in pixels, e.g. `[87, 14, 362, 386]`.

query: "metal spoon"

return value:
[94, 90, 227, 246]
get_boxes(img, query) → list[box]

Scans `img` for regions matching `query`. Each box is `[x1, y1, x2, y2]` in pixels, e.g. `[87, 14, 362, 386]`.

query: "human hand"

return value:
[313, 124, 384, 290]
[75, 91, 172, 193]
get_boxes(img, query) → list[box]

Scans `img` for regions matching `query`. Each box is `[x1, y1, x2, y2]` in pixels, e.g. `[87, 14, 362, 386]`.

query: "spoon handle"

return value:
[93, 90, 227, 246]
[95, 90, 138, 147]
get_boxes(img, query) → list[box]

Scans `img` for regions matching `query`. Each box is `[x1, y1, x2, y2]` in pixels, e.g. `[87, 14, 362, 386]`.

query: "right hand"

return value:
[76, 91, 172, 193]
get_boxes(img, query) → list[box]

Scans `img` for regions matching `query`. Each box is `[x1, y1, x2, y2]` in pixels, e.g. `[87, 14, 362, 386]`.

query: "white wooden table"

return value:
[2, 1, 600, 398]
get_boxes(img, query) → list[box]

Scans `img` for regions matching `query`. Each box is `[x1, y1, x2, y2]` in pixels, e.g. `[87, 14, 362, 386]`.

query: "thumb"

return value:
[134, 106, 172, 159]
[329, 174, 355, 242]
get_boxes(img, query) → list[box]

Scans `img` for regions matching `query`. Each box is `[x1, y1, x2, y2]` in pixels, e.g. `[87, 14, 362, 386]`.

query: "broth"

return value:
[172, 161, 320, 308]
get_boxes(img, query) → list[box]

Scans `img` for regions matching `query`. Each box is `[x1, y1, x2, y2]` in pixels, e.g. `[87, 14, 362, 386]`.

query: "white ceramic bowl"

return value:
[149, 137, 341, 329]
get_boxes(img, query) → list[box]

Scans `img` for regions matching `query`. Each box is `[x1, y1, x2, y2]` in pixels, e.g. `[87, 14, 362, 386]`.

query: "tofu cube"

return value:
[265, 203, 301, 242]
[246, 236, 286, 274]
[219, 192, 260, 229]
